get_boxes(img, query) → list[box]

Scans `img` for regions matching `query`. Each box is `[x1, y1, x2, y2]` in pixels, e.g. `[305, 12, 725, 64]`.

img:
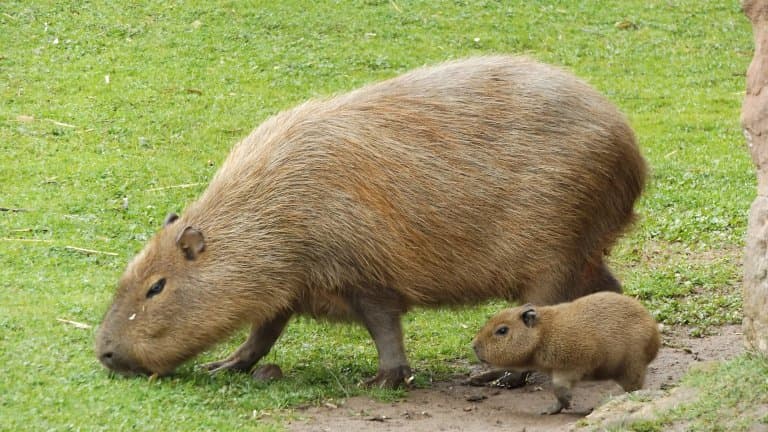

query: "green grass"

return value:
[0, 0, 756, 430]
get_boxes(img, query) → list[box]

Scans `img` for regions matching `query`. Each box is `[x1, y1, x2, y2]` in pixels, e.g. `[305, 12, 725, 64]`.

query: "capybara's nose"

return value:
[97, 349, 149, 375]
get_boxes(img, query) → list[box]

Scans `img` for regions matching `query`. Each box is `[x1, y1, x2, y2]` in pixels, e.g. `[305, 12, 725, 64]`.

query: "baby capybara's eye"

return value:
[146, 278, 166, 299]
[494, 326, 509, 336]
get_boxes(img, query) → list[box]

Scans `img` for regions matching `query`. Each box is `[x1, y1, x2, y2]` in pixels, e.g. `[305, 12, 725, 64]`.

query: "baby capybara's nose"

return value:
[471, 340, 481, 357]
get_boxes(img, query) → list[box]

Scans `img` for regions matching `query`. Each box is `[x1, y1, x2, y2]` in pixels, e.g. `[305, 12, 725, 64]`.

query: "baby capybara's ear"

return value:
[176, 226, 205, 260]
[521, 307, 538, 328]
[163, 213, 179, 227]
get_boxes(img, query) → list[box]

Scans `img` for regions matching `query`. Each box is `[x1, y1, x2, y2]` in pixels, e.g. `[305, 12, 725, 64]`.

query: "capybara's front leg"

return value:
[541, 372, 576, 415]
[542, 385, 572, 415]
[351, 294, 412, 389]
[204, 311, 292, 374]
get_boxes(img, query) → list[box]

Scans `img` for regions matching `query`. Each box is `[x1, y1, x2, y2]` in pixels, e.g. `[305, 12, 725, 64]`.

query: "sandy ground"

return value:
[286, 325, 743, 432]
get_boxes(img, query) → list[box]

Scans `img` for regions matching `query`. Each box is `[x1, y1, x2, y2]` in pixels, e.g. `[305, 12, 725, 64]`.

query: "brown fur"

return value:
[472, 292, 660, 414]
[95, 56, 646, 386]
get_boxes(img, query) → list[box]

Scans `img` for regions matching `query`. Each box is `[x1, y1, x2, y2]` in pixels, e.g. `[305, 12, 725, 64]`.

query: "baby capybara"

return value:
[96, 56, 646, 388]
[473, 292, 660, 414]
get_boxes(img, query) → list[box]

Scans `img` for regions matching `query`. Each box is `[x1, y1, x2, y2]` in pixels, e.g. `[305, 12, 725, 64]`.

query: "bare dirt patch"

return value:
[286, 325, 743, 432]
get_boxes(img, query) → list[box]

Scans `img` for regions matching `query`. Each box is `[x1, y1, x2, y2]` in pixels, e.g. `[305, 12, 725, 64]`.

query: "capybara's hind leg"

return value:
[204, 310, 292, 374]
[580, 259, 622, 296]
[351, 293, 412, 389]
[617, 363, 647, 392]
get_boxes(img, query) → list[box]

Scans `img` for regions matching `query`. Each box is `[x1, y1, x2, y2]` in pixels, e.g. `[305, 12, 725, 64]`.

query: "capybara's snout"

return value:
[471, 338, 486, 363]
[96, 332, 150, 377]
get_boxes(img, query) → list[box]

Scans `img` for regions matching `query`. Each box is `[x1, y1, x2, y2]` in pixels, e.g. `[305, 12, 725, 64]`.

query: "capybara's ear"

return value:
[163, 213, 179, 227]
[176, 226, 205, 260]
[521, 307, 537, 328]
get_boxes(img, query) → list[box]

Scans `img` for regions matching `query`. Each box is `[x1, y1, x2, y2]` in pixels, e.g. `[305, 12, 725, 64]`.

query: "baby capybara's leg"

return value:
[204, 310, 292, 374]
[617, 362, 647, 392]
[542, 372, 578, 415]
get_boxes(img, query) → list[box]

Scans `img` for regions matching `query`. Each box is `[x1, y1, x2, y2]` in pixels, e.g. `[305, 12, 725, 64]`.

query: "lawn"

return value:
[0, 1, 760, 430]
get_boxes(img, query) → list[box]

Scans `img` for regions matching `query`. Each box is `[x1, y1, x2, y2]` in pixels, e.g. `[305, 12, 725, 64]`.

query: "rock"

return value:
[742, 0, 768, 356]
[570, 387, 699, 431]
[252, 363, 283, 382]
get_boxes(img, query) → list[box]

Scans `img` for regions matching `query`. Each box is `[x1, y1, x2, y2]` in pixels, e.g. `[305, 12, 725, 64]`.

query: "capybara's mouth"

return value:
[102, 361, 153, 378]
[98, 351, 155, 377]
[474, 354, 498, 369]
[102, 367, 150, 379]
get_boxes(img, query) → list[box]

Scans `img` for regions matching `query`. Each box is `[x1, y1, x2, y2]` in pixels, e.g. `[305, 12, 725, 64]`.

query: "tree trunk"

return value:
[742, 0, 768, 354]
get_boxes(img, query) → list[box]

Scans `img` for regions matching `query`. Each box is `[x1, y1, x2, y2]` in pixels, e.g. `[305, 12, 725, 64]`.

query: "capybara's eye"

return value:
[494, 326, 509, 336]
[146, 278, 166, 299]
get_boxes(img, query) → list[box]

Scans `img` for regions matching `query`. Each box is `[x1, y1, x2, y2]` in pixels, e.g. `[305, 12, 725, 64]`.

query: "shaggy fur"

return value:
[95, 56, 646, 386]
[473, 292, 660, 414]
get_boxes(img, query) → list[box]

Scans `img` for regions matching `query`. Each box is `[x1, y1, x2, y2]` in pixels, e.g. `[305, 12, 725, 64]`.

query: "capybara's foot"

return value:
[465, 369, 530, 388]
[541, 385, 572, 415]
[363, 365, 413, 389]
[202, 356, 256, 374]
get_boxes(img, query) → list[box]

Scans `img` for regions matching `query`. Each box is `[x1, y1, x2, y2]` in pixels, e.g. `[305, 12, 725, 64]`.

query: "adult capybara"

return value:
[96, 56, 646, 388]
[473, 292, 660, 414]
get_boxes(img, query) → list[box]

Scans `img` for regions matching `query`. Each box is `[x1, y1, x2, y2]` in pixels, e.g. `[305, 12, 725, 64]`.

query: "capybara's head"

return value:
[472, 304, 541, 368]
[95, 213, 255, 376]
